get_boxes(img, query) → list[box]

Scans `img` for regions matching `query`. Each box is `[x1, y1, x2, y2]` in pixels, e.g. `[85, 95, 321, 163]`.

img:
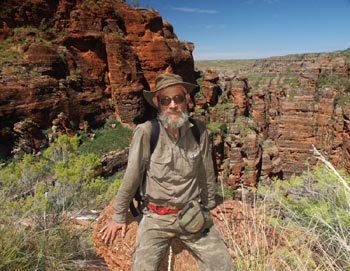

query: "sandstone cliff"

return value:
[2, 0, 350, 206]
[2, 2, 350, 270]
[195, 51, 350, 189]
[0, 0, 196, 156]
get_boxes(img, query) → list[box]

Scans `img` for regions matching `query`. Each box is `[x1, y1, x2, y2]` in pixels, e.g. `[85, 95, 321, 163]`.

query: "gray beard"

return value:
[158, 109, 189, 129]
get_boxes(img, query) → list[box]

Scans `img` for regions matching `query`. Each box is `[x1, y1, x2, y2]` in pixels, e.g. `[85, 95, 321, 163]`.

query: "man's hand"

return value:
[100, 220, 127, 244]
[210, 206, 224, 221]
[210, 202, 235, 221]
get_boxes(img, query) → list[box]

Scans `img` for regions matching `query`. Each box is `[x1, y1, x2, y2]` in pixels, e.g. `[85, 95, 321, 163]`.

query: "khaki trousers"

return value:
[131, 210, 235, 271]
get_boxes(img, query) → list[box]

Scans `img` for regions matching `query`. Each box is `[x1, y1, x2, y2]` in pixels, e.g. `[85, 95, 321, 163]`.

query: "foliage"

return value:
[0, 37, 24, 62]
[104, 172, 124, 200]
[0, 134, 120, 270]
[215, 102, 237, 116]
[131, 0, 140, 8]
[195, 59, 258, 72]
[334, 93, 350, 106]
[0, 26, 55, 80]
[257, 165, 350, 270]
[78, 118, 133, 156]
[233, 116, 258, 136]
[339, 48, 350, 62]
[316, 70, 350, 91]
[0, 219, 96, 271]
[206, 121, 227, 136]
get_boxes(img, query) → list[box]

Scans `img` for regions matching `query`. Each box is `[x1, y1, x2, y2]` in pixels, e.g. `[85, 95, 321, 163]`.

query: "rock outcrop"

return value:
[200, 51, 350, 186]
[0, 0, 196, 156]
[2, 2, 350, 270]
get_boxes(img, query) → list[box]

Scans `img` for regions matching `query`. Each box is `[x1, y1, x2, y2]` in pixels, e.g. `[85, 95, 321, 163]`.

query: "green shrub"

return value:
[258, 165, 350, 270]
[215, 102, 236, 116]
[334, 93, 350, 106]
[0, 134, 117, 270]
[0, 221, 97, 271]
[206, 121, 227, 136]
[79, 119, 132, 156]
[316, 70, 350, 92]
[233, 116, 258, 136]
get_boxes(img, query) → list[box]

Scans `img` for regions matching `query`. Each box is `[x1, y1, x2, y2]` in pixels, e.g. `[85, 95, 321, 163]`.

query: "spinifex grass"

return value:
[217, 150, 350, 270]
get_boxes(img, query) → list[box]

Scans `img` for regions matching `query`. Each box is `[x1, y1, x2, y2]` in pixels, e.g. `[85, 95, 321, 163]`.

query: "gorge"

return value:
[1, 1, 350, 269]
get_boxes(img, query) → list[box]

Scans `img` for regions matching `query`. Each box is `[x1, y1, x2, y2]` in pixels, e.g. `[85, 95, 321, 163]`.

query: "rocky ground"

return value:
[91, 197, 279, 271]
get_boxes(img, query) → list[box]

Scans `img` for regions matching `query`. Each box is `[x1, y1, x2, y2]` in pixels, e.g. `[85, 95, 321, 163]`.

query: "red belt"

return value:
[148, 203, 181, 215]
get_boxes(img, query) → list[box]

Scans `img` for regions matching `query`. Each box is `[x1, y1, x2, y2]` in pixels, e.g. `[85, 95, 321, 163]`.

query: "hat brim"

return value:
[143, 82, 197, 108]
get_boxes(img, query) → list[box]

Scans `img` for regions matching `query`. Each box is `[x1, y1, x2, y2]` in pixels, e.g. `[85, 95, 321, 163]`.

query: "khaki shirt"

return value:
[112, 119, 217, 224]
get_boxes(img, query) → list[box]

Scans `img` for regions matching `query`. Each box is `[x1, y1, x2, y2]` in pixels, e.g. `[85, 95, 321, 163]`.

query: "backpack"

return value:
[129, 118, 200, 223]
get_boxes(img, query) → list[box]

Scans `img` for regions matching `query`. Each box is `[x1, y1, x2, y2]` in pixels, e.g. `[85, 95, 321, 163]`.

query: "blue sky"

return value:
[126, 0, 350, 60]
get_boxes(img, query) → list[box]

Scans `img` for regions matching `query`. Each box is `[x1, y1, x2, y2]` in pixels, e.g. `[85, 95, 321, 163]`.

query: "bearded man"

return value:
[101, 73, 234, 271]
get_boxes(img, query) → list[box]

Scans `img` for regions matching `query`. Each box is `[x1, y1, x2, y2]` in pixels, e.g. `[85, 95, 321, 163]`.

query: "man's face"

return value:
[153, 85, 190, 129]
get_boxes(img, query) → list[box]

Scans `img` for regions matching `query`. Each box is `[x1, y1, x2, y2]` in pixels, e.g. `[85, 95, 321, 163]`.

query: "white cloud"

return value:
[172, 7, 219, 14]
[244, 0, 280, 5]
[263, 0, 280, 4]
[204, 25, 215, 29]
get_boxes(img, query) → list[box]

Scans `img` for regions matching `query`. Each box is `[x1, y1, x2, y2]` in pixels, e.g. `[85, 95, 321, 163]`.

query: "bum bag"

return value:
[178, 200, 213, 234]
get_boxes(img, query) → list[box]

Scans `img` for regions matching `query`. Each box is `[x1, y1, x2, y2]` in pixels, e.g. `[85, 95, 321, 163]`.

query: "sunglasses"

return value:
[158, 94, 185, 106]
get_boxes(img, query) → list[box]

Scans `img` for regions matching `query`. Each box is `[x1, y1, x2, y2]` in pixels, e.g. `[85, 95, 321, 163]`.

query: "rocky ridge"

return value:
[2, 1, 349, 187]
[0, 0, 195, 156]
[196, 51, 350, 189]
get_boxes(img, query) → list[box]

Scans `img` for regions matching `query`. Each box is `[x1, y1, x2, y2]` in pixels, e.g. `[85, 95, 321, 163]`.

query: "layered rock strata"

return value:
[201, 52, 350, 186]
[0, 0, 195, 156]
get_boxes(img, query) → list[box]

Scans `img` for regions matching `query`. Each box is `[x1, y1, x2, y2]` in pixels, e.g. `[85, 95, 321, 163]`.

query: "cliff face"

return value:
[196, 51, 350, 187]
[2, 2, 350, 270]
[1, 1, 350, 187]
[0, 0, 195, 156]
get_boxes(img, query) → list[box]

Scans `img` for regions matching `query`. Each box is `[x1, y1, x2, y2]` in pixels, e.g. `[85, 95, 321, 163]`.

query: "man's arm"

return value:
[112, 124, 149, 223]
[100, 124, 150, 243]
[199, 122, 217, 209]
[196, 120, 230, 220]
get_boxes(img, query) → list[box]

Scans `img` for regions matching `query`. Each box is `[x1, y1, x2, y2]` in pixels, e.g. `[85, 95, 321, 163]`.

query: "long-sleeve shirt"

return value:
[112, 118, 217, 224]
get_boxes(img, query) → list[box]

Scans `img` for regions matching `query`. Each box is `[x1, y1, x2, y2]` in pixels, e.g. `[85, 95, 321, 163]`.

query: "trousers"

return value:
[131, 210, 235, 271]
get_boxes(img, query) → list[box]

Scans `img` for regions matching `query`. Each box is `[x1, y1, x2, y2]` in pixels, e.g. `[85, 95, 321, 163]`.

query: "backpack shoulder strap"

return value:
[189, 117, 201, 145]
[188, 118, 218, 177]
[130, 118, 159, 223]
[150, 118, 160, 154]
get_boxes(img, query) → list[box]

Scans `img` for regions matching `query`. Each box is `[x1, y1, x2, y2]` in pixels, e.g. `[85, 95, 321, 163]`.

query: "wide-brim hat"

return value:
[143, 73, 197, 107]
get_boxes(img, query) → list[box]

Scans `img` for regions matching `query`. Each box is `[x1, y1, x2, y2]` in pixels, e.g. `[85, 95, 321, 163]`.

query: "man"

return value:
[100, 73, 234, 271]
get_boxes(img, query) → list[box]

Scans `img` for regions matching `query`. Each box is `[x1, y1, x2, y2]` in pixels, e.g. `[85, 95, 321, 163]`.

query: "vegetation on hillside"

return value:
[0, 120, 131, 270]
[195, 49, 350, 73]
[195, 59, 258, 73]
[255, 163, 350, 270]
[1, 117, 349, 270]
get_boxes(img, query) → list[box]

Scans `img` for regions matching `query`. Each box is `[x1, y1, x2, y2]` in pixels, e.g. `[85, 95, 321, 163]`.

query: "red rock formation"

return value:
[0, 0, 196, 156]
[51, 112, 75, 138]
[0, 20, 11, 40]
[12, 119, 48, 156]
[208, 51, 350, 183]
[229, 75, 251, 116]
[201, 70, 221, 106]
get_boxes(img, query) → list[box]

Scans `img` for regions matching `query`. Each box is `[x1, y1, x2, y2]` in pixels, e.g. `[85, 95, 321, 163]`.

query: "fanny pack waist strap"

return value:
[147, 203, 181, 215]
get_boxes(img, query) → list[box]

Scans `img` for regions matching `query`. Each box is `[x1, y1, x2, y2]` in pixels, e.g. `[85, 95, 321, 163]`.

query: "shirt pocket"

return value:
[181, 146, 201, 178]
[149, 147, 172, 180]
